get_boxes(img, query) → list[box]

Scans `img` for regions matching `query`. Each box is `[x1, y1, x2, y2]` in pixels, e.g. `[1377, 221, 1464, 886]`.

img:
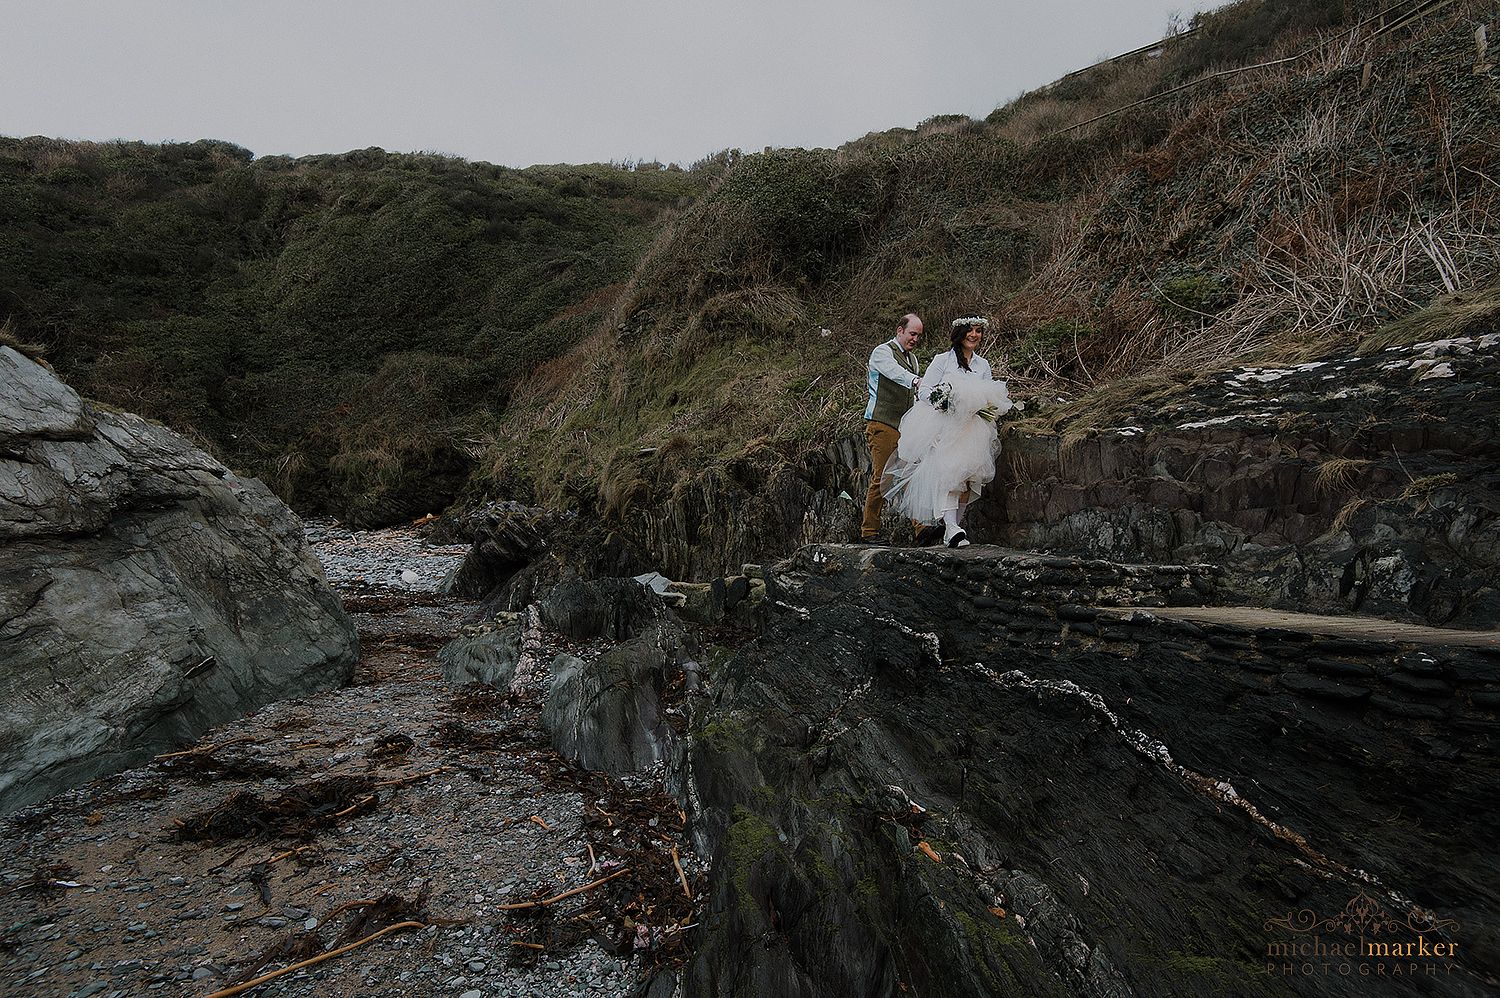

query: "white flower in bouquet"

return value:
[927, 382, 954, 411]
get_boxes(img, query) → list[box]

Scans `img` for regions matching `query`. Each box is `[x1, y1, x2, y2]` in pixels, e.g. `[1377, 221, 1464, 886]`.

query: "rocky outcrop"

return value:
[601, 437, 869, 581]
[0, 347, 358, 813]
[676, 543, 1499, 996]
[532, 576, 690, 773]
[438, 576, 690, 775]
[435, 500, 554, 599]
[542, 628, 683, 774]
[438, 614, 522, 688]
[983, 334, 1500, 628]
[438, 500, 656, 618]
[452, 334, 1498, 637]
[538, 577, 663, 643]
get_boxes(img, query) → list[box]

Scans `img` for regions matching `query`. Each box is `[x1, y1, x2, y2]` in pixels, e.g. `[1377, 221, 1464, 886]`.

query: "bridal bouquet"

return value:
[926, 382, 954, 411]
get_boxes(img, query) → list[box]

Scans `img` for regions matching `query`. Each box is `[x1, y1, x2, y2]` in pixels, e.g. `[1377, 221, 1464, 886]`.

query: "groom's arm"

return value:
[870, 343, 919, 388]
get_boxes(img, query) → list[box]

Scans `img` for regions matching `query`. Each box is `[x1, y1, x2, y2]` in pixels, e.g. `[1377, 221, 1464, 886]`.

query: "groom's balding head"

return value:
[895, 313, 922, 350]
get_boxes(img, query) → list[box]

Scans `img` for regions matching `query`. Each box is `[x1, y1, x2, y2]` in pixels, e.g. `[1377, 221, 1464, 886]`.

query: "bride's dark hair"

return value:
[949, 315, 986, 372]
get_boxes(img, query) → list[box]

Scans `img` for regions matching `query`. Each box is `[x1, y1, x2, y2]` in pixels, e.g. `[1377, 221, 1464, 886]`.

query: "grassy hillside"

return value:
[0, 140, 712, 523]
[475, 0, 1499, 521]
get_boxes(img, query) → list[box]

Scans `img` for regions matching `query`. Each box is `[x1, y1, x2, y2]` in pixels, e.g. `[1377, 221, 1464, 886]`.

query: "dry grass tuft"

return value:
[1330, 497, 1371, 534]
[1355, 282, 1500, 352]
[1314, 457, 1374, 497]
[0, 319, 48, 361]
[1399, 472, 1460, 503]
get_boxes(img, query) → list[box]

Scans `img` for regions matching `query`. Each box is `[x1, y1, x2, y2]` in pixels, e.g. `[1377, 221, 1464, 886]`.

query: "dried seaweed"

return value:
[155, 752, 291, 783]
[331, 883, 434, 946]
[175, 776, 380, 842]
[3, 862, 78, 896]
[498, 773, 702, 973]
[431, 720, 536, 752]
[224, 883, 440, 987]
[340, 590, 448, 613]
[448, 683, 511, 718]
[365, 732, 415, 762]
[97, 782, 172, 806]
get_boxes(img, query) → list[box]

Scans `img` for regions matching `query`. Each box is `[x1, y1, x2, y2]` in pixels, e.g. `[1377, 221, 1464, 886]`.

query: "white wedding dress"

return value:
[882, 349, 1012, 523]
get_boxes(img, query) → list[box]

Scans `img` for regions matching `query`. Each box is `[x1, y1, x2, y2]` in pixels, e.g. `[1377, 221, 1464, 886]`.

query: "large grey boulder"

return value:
[0, 347, 358, 812]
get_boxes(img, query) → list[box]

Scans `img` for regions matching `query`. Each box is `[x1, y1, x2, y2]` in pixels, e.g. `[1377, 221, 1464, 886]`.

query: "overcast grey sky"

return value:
[1, 1, 1219, 168]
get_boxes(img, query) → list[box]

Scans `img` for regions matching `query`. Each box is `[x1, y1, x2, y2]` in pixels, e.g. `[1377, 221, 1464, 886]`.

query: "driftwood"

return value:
[494, 868, 629, 911]
[200, 921, 425, 998]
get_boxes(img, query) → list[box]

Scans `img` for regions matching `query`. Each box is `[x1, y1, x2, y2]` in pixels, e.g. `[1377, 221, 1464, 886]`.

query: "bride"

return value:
[882, 314, 1013, 548]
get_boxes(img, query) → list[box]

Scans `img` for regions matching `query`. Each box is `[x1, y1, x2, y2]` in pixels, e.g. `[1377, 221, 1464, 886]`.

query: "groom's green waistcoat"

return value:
[868, 344, 919, 430]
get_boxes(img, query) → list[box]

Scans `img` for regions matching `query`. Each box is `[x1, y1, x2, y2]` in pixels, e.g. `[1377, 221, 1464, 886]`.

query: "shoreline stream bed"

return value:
[0, 523, 697, 998]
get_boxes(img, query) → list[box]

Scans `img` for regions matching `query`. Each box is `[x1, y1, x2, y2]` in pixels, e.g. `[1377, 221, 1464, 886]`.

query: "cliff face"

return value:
[674, 545, 1499, 996]
[0, 347, 358, 812]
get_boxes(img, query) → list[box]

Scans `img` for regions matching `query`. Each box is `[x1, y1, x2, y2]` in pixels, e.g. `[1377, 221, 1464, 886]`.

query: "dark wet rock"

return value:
[0, 347, 358, 813]
[1277, 673, 1371, 702]
[676, 545, 1498, 996]
[539, 577, 661, 642]
[666, 577, 768, 629]
[611, 436, 869, 580]
[537, 580, 685, 773]
[442, 500, 656, 622]
[541, 634, 682, 775]
[437, 501, 553, 599]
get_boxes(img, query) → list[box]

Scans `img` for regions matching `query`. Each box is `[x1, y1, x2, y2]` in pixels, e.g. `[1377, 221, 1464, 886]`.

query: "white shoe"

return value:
[943, 522, 969, 548]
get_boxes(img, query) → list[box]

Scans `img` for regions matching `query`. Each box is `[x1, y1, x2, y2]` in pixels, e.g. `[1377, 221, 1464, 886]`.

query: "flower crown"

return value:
[951, 316, 990, 329]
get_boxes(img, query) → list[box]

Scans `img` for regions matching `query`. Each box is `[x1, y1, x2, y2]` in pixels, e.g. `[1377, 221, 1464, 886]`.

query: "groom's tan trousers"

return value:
[861, 421, 898, 537]
[862, 421, 923, 538]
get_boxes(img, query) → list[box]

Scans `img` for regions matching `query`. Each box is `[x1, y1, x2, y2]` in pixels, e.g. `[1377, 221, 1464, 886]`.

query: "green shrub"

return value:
[1013, 318, 1095, 368]
[1157, 274, 1230, 319]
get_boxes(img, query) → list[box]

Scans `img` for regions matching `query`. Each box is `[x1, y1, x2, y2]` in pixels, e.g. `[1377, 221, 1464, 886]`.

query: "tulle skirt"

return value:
[882, 375, 1011, 523]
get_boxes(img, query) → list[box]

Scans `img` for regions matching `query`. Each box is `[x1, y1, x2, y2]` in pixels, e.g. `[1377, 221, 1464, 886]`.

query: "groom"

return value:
[859, 313, 924, 543]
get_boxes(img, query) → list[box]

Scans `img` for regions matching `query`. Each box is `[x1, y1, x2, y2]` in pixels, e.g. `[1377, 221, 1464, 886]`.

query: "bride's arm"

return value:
[923, 350, 952, 388]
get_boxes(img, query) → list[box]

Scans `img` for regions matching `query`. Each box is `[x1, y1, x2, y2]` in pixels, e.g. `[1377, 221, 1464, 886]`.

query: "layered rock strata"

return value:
[677, 544, 1499, 996]
[986, 333, 1500, 628]
[0, 347, 358, 812]
[478, 334, 1495, 633]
